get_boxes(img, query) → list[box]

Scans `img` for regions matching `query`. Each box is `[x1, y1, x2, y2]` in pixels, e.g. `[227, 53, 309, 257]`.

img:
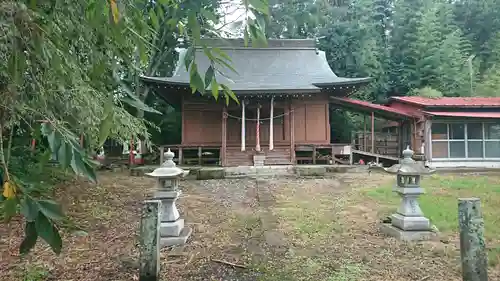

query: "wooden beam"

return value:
[397, 122, 402, 158]
[312, 145, 317, 165]
[178, 147, 183, 166]
[371, 112, 375, 153]
[159, 146, 165, 165]
[363, 115, 367, 151]
[351, 149, 399, 161]
[139, 200, 161, 281]
[221, 106, 227, 167]
[198, 147, 202, 166]
[289, 100, 296, 163]
[424, 118, 432, 161]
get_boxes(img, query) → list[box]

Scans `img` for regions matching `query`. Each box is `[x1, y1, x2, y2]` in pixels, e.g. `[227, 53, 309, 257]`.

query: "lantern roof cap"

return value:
[145, 148, 189, 178]
[384, 146, 436, 175]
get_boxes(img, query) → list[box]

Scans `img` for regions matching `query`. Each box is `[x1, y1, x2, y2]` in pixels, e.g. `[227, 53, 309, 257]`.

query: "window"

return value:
[431, 122, 500, 159]
[431, 123, 447, 140]
[431, 123, 448, 158]
[467, 123, 483, 139]
[485, 123, 500, 158]
[450, 124, 465, 139]
[467, 123, 483, 158]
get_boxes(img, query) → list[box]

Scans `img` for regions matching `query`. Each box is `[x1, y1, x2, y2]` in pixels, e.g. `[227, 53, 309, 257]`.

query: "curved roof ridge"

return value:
[198, 38, 317, 49]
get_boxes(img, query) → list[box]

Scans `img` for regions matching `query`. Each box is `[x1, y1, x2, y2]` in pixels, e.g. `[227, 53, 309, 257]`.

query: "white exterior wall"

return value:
[428, 119, 500, 168]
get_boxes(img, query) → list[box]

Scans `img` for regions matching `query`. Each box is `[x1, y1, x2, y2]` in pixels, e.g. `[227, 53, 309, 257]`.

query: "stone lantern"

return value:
[145, 148, 191, 247]
[380, 146, 437, 241]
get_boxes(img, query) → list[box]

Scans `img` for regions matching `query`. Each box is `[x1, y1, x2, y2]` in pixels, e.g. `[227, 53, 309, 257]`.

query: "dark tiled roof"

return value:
[141, 38, 371, 94]
[390, 96, 500, 108]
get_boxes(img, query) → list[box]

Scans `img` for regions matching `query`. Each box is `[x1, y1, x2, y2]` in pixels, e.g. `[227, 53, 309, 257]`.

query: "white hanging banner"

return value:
[269, 96, 274, 151]
[241, 101, 246, 151]
[122, 142, 129, 154]
[256, 104, 261, 152]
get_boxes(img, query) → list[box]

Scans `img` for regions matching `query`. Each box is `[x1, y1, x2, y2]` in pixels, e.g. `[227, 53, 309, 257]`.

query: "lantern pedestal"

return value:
[380, 146, 438, 242]
[380, 223, 436, 241]
[146, 148, 192, 247]
[154, 190, 193, 247]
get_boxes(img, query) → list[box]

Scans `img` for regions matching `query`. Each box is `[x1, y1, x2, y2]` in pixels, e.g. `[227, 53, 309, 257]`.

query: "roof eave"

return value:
[313, 77, 373, 88]
[330, 97, 414, 120]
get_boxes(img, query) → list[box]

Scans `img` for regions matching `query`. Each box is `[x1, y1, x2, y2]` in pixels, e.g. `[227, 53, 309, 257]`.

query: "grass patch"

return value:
[21, 264, 50, 281]
[364, 174, 500, 237]
[364, 173, 500, 266]
[257, 185, 357, 280]
[273, 191, 345, 243]
[255, 257, 365, 281]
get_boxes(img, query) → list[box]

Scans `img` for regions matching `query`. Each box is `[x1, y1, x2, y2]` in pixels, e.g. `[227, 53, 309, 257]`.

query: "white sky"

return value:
[216, 0, 253, 36]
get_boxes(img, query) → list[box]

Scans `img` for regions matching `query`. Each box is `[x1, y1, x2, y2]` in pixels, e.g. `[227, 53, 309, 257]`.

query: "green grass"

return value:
[22, 264, 50, 281]
[364, 174, 500, 237]
[365, 173, 500, 266]
[253, 187, 360, 281]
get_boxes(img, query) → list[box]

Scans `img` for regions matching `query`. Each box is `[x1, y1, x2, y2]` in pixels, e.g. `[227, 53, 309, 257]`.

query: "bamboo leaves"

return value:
[40, 123, 97, 183]
[98, 99, 114, 148]
[19, 222, 38, 255]
[35, 212, 63, 254]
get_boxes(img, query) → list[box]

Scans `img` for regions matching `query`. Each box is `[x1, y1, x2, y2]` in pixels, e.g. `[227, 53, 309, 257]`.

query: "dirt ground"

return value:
[1, 171, 497, 281]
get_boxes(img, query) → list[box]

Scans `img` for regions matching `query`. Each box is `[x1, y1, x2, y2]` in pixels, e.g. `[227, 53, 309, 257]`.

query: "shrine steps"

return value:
[225, 146, 292, 167]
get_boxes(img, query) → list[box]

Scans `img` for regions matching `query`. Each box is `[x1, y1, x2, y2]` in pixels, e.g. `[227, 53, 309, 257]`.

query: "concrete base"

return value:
[196, 168, 225, 180]
[131, 164, 363, 180]
[391, 213, 430, 231]
[160, 227, 193, 247]
[380, 223, 437, 242]
[295, 166, 327, 176]
[160, 219, 184, 237]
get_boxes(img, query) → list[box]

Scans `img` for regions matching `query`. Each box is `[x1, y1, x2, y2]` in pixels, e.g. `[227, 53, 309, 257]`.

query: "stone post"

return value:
[139, 200, 161, 281]
[459, 198, 488, 281]
[380, 146, 437, 241]
[146, 149, 192, 247]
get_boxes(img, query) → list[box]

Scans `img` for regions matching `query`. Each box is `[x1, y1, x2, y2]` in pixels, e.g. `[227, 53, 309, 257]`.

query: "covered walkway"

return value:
[329, 97, 418, 162]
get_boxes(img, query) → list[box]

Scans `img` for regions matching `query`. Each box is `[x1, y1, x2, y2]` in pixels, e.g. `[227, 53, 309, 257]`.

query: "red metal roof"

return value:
[390, 96, 500, 107]
[423, 111, 500, 118]
[330, 97, 414, 119]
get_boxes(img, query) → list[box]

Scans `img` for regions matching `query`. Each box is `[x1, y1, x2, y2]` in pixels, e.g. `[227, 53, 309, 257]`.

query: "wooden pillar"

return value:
[198, 147, 202, 166]
[256, 103, 261, 152]
[178, 147, 183, 166]
[289, 100, 295, 163]
[221, 106, 227, 167]
[371, 112, 375, 153]
[458, 198, 488, 281]
[139, 200, 161, 281]
[424, 118, 432, 161]
[363, 115, 367, 151]
[397, 123, 402, 158]
[241, 100, 246, 151]
[159, 146, 165, 165]
[269, 96, 274, 151]
[130, 137, 135, 166]
[312, 145, 317, 165]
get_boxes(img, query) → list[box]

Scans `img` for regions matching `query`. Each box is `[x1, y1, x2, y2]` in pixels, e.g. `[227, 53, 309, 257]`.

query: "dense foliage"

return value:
[0, 0, 268, 255]
[266, 0, 500, 101]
